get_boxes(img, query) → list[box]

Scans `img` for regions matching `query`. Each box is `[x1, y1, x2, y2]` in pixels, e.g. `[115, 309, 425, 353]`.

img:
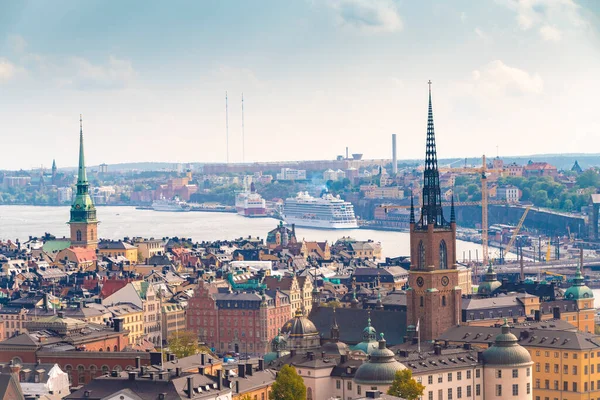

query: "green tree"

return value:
[269, 365, 306, 400]
[577, 169, 600, 188]
[167, 330, 200, 359]
[324, 300, 342, 308]
[533, 190, 549, 207]
[387, 369, 425, 400]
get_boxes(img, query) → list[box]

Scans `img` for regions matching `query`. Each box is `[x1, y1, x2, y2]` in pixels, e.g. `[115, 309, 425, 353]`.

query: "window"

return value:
[357, 385, 361, 395]
[563, 381, 568, 391]
[420, 296, 424, 307]
[448, 372, 452, 382]
[527, 383, 531, 394]
[418, 241, 425, 269]
[428, 375, 433, 385]
[457, 387, 462, 399]
[457, 371, 461, 381]
[545, 363, 550, 372]
[554, 364, 559, 373]
[475, 385, 480, 396]
[475, 369, 480, 378]
[429, 392, 433, 400]
[439, 240, 447, 269]
[527, 367, 530, 377]
[563, 365, 568, 374]
[466, 386, 471, 397]
[496, 385, 502, 396]
[545, 379, 549, 389]
[554, 380, 558, 390]
[438, 389, 443, 400]
[536, 363, 540, 372]
[438, 374, 443, 383]
[336, 380, 341, 390]
[347, 381, 352, 390]
[448, 388, 453, 400]
[564, 353, 568, 359]
[572, 382, 577, 392]
[573, 353, 578, 359]
[585, 365, 589, 375]
[496, 370, 502, 378]
[573, 366, 577, 375]
[512, 384, 518, 396]
[512, 369, 518, 378]
[466, 370, 471, 379]
[76, 230, 82, 241]
[535, 379, 540, 388]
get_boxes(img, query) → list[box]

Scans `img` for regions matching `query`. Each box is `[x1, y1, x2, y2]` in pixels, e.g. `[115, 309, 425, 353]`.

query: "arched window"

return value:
[11, 357, 22, 365]
[76, 230, 82, 242]
[65, 365, 73, 383]
[439, 240, 448, 270]
[89, 365, 97, 379]
[420, 296, 424, 307]
[101, 365, 110, 375]
[418, 241, 425, 269]
[442, 296, 446, 307]
[114, 345, 118, 352]
[77, 365, 85, 384]
[307, 387, 313, 400]
[106, 346, 110, 352]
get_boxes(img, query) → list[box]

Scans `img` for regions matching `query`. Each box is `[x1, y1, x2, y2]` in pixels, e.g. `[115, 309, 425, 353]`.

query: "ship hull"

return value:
[283, 215, 358, 229]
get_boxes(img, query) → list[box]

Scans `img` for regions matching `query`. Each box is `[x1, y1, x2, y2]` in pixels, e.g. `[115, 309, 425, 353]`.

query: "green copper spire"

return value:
[69, 115, 97, 224]
[77, 115, 87, 185]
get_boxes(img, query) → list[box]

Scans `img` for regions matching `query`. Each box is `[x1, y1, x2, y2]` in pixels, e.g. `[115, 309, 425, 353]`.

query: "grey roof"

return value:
[354, 339, 406, 385]
[480, 323, 532, 366]
[309, 307, 407, 345]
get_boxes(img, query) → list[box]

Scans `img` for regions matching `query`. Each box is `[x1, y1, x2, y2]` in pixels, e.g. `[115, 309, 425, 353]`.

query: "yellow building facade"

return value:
[107, 303, 144, 345]
[98, 241, 138, 264]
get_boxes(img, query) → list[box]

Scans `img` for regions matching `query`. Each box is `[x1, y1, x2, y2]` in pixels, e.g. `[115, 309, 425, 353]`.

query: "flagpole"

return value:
[417, 318, 421, 353]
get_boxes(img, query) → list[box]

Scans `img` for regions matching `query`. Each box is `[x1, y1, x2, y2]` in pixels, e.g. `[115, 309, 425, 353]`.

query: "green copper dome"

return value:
[564, 264, 593, 300]
[353, 315, 379, 355]
[354, 334, 406, 384]
[478, 263, 502, 296]
[481, 320, 532, 366]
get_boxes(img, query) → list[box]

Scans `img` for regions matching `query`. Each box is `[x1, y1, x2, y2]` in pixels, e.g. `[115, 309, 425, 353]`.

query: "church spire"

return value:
[419, 80, 447, 228]
[410, 194, 415, 224]
[77, 115, 88, 185]
[450, 193, 456, 223]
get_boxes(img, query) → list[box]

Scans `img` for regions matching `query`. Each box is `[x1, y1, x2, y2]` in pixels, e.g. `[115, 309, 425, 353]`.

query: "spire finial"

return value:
[428, 79, 432, 93]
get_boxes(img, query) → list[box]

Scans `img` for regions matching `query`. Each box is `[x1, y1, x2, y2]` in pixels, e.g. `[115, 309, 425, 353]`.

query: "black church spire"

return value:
[419, 81, 448, 228]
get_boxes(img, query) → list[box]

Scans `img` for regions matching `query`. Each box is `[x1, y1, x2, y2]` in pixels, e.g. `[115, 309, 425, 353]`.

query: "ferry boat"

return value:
[152, 197, 190, 212]
[283, 192, 358, 229]
[235, 183, 267, 217]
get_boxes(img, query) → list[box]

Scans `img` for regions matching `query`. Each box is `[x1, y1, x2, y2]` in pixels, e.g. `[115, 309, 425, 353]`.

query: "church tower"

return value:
[69, 115, 98, 250]
[406, 81, 461, 342]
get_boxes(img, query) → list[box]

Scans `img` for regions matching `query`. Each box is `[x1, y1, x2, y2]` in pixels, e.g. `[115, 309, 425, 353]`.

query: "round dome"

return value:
[478, 280, 502, 295]
[481, 322, 532, 366]
[354, 335, 406, 384]
[353, 340, 379, 355]
[281, 309, 319, 337]
[322, 341, 350, 357]
[564, 285, 594, 300]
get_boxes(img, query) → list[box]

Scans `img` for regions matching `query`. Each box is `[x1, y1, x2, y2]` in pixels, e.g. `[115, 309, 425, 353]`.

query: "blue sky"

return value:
[0, 0, 599, 169]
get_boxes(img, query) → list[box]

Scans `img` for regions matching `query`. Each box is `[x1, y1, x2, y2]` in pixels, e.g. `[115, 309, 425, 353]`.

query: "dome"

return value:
[478, 264, 502, 296]
[353, 341, 379, 355]
[353, 314, 378, 355]
[281, 309, 319, 337]
[564, 265, 594, 300]
[354, 334, 406, 384]
[481, 321, 532, 366]
[321, 341, 350, 357]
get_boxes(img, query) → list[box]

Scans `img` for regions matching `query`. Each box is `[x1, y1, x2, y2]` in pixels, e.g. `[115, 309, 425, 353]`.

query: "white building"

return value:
[58, 187, 73, 204]
[496, 185, 521, 203]
[277, 168, 307, 181]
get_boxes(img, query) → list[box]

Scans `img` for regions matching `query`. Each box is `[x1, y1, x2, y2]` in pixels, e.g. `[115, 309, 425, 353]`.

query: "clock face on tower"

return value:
[441, 276, 449, 286]
[416, 277, 424, 287]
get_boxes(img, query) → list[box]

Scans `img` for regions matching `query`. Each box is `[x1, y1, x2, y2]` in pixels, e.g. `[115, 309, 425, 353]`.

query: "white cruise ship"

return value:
[283, 192, 358, 229]
[235, 183, 267, 217]
[152, 197, 190, 212]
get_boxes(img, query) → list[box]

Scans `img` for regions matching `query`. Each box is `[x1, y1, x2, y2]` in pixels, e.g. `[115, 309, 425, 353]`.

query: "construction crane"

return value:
[544, 270, 565, 282]
[502, 205, 532, 260]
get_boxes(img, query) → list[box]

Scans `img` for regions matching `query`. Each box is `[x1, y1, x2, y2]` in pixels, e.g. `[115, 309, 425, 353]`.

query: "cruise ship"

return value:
[235, 183, 267, 217]
[152, 197, 190, 212]
[283, 192, 358, 229]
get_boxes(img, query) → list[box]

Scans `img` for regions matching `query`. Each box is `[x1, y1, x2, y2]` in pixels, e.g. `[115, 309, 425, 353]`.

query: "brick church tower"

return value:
[68, 115, 98, 250]
[406, 81, 461, 342]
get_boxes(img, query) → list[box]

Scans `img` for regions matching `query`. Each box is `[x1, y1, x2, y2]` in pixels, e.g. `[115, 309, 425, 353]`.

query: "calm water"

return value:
[0, 206, 486, 259]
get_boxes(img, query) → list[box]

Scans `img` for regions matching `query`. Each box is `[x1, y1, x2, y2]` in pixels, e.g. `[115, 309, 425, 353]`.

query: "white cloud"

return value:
[7, 35, 27, 53]
[470, 60, 543, 96]
[0, 59, 17, 82]
[539, 24, 562, 41]
[496, 0, 586, 39]
[329, 0, 403, 33]
[475, 27, 493, 43]
[64, 55, 136, 90]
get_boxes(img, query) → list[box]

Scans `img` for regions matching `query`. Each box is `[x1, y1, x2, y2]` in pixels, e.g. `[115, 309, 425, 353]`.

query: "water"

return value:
[0, 206, 486, 259]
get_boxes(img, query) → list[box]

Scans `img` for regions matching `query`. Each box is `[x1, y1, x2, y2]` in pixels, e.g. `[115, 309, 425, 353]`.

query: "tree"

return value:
[167, 330, 199, 359]
[324, 300, 342, 308]
[577, 169, 600, 188]
[387, 369, 425, 400]
[269, 365, 306, 400]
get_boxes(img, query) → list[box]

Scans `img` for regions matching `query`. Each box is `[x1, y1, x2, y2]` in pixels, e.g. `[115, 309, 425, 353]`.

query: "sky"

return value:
[0, 0, 599, 170]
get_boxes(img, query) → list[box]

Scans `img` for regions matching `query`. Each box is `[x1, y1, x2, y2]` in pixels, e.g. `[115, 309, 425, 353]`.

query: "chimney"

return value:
[366, 390, 381, 398]
[534, 310, 541, 321]
[198, 367, 205, 376]
[128, 372, 136, 381]
[113, 317, 124, 332]
[200, 353, 206, 365]
[186, 375, 194, 399]
[176, 367, 182, 377]
[434, 344, 442, 356]
[553, 306, 561, 320]
[135, 356, 141, 370]
[258, 359, 264, 371]
[149, 372, 155, 380]
[340, 354, 347, 364]
[235, 380, 240, 393]
[238, 364, 246, 378]
[158, 371, 166, 380]
[150, 352, 162, 366]
[216, 370, 223, 390]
